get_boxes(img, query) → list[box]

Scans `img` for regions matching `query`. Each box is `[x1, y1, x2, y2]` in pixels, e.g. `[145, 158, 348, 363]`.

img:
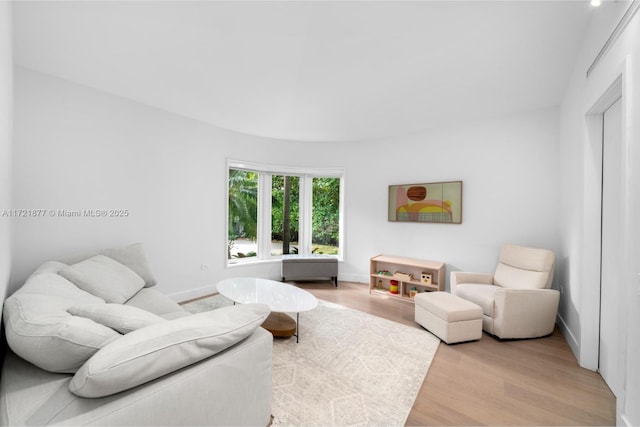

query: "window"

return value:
[271, 175, 300, 256]
[311, 177, 340, 255]
[227, 161, 343, 265]
[227, 168, 258, 260]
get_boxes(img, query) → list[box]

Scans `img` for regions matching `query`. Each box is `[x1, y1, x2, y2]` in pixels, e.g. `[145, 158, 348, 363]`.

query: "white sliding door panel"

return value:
[599, 96, 622, 397]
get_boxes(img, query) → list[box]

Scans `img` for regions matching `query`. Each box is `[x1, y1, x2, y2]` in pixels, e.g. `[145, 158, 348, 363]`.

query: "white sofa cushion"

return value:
[3, 273, 120, 373]
[494, 263, 549, 290]
[454, 284, 499, 317]
[59, 255, 145, 304]
[68, 304, 166, 334]
[124, 287, 188, 318]
[69, 304, 271, 398]
[31, 260, 68, 275]
[58, 243, 158, 288]
[494, 244, 555, 289]
[101, 243, 158, 288]
[499, 243, 555, 272]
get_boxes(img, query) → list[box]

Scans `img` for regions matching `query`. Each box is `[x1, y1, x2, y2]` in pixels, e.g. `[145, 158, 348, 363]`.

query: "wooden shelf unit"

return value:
[369, 254, 446, 302]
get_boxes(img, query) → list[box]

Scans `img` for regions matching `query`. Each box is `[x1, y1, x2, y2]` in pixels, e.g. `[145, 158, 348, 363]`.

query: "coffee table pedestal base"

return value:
[262, 312, 296, 337]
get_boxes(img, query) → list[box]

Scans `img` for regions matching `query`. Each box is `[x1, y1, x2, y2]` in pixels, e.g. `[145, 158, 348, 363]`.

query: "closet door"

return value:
[599, 96, 622, 397]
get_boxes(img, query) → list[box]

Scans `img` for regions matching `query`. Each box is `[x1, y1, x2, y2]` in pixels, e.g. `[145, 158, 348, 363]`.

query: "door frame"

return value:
[582, 59, 628, 371]
[582, 59, 629, 419]
[598, 94, 622, 396]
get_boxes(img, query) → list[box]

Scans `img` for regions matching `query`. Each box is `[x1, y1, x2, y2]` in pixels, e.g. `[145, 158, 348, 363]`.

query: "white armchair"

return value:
[450, 244, 559, 339]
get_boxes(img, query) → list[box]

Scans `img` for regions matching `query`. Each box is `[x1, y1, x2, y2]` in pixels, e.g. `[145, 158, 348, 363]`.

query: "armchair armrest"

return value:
[493, 288, 560, 339]
[450, 271, 494, 294]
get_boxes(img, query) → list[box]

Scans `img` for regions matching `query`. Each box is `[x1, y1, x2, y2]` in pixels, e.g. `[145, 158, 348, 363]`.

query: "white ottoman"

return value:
[414, 291, 482, 344]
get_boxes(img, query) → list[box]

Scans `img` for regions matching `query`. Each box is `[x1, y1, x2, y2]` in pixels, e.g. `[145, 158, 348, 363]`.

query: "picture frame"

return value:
[388, 181, 462, 224]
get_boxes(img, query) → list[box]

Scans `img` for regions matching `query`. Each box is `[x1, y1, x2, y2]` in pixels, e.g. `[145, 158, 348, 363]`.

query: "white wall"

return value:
[0, 3, 13, 337]
[11, 68, 346, 300]
[340, 108, 562, 284]
[558, 2, 640, 425]
[13, 67, 562, 303]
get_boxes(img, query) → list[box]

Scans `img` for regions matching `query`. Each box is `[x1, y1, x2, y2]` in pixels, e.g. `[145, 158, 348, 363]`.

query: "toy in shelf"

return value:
[394, 272, 413, 281]
[409, 288, 418, 298]
[421, 272, 432, 285]
[389, 280, 399, 294]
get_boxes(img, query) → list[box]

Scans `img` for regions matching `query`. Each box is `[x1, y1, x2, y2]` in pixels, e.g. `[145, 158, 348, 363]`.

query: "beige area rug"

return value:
[183, 294, 440, 427]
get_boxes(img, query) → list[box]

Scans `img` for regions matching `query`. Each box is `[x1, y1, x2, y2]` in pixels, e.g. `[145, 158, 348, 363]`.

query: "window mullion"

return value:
[258, 173, 272, 259]
[299, 175, 313, 256]
[338, 176, 344, 259]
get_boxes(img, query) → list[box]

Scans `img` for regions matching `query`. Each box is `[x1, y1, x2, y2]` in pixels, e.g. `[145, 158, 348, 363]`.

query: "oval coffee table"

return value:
[216, 277, 318, 343]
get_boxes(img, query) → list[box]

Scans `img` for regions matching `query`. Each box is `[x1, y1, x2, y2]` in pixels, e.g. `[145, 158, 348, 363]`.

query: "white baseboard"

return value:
[556, 312, 581, 364]
[338, 273, 368, 284]
[168, 284, 219, 303]
[620, 412, 632, 427]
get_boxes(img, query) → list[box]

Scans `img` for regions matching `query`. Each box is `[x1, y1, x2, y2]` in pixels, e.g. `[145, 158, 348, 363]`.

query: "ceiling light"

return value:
[591, 0, 602, 6]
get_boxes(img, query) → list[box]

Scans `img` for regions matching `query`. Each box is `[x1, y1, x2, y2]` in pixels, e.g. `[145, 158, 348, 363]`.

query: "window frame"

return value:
[226, 159, 344, 267]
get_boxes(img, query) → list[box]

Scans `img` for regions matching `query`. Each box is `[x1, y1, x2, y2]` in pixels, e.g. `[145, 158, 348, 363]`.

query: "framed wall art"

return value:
[388, 181, 462, 224]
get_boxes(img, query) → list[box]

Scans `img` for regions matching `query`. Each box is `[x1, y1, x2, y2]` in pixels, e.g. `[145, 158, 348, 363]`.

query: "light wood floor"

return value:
[292, 280, 616, 426]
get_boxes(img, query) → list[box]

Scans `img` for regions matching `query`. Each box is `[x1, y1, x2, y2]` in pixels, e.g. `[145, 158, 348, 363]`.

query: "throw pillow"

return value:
[69, 303, 271, 398]
[68, 304, 166, 334]
[100, 243, 157, 288]
[59, 255, 146, 304]
[3, 272, 120, 373]
[57, 243, 157, 288]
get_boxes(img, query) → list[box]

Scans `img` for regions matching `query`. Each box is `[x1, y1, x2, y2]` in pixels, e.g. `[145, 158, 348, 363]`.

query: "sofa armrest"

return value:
[1, 328, 273, 426]
[70, 304, 270, 398]
[450, 271, 494, 294]
[493, 288, 560, 339]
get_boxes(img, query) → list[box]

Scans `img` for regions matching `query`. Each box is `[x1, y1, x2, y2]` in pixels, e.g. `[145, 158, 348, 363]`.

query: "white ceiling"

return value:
[12, 1, 592, 142]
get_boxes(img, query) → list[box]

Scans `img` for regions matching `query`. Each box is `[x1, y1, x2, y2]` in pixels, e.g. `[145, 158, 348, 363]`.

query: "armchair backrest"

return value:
[494, 244, 555, 290]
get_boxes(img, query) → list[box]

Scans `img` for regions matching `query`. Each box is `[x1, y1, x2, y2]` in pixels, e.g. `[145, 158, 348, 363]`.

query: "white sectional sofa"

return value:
[0, 243, 273, 426]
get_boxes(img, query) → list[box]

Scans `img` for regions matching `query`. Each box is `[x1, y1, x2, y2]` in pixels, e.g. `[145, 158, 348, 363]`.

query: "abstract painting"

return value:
[388, 181, 462, 224]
